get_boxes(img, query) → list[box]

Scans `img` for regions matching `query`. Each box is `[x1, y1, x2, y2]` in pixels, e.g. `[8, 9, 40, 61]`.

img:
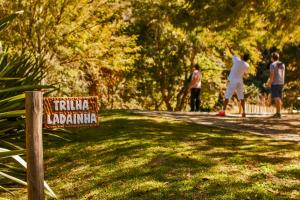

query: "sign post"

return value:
[25, 91, 44, 200]
[25, 94, 98, 199]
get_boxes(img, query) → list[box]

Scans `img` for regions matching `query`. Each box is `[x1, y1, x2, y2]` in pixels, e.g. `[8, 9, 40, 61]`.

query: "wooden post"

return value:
[25, 91, 44, 200]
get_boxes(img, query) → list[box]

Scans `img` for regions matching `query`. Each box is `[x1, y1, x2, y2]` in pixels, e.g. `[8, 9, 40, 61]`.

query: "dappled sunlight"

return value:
[34, 111, 300, 199]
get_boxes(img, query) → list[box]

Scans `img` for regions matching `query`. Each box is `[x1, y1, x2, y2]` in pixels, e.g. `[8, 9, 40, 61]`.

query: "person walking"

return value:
[267, 52, 285, 118]
[189, 64, 202, 112]
[217, 45, 250, 117]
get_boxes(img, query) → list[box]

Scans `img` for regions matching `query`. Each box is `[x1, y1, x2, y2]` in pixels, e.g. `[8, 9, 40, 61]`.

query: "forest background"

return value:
[1, 0, 300, 111]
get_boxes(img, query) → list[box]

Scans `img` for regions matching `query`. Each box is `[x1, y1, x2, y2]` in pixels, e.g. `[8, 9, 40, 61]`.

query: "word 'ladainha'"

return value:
[47, 113, 97, 125]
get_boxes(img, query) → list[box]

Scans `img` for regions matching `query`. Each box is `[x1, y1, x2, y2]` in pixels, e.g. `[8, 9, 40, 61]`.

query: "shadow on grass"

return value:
[42, 110, 300, 200]
[276, 167, 300, 179]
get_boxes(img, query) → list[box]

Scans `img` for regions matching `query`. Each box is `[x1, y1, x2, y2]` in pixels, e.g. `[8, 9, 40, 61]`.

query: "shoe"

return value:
[242, 113, 246, 118]
[216, 111, 225, 116]
[272, 113, 281, 118]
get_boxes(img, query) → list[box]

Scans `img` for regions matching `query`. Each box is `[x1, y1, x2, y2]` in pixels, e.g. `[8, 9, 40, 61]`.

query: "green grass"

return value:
[2, 110, 300, 199]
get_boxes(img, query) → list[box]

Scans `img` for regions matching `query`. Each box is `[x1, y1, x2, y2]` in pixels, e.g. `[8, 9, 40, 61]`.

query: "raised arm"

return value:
[226, 43, 235, 56]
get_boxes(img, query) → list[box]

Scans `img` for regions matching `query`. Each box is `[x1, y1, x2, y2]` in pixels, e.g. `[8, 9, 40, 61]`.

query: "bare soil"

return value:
[135, 111, 300, 142]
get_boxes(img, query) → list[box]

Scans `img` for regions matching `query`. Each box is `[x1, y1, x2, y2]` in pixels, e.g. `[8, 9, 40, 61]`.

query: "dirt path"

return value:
[134, 111, 300, 142]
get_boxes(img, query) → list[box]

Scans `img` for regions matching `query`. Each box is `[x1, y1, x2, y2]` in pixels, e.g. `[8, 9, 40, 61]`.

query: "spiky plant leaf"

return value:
[0, 12, 57, 198]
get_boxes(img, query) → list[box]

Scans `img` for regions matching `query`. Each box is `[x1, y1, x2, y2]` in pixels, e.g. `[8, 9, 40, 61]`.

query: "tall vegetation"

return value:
[1, 0, 299, 111]
[0, 0, 139, 108]
[0, 13, 56, 198]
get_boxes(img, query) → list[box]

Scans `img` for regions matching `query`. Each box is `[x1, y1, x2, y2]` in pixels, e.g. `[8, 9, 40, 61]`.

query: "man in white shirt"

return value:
[217, 45, 249, 117]
[189, 64, 202, 112]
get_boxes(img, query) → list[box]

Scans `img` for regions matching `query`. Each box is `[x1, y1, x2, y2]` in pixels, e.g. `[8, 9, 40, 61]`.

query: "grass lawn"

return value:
[2, 110, 300, 199]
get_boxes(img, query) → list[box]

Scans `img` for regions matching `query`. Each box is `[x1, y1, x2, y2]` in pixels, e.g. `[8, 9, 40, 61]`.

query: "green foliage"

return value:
[244, 84, 261, 105]
[128, 0, 300, 110]
[281, 43, 300, 109]
[196, 55, 224, 111]
[0, 0, 140, 109]
[1, 0, 300, 110]
[0, 13, 56, 198]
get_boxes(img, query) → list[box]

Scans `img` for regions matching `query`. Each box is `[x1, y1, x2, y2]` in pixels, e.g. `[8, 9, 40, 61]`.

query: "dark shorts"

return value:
[271, 85, 283, 99]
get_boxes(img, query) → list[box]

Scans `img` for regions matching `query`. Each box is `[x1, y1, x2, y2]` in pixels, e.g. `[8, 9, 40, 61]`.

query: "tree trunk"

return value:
[162, 94, 173, 111]
[175, 85, 190, 111]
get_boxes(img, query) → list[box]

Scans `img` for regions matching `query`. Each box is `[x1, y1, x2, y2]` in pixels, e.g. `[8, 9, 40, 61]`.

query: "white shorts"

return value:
[225, 81, 244, 100]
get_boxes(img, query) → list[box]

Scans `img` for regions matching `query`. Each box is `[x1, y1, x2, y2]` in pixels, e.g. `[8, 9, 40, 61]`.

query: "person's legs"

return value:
[224, 82, 236, 111]
[240, 99, 246, 117]
[274, 97, 282, 114]
[217, 82, 235, 116]
[236, 82, 246, 117]
[216, 99, 229, 116]
[195, 88, 201, 111]
[223, 99, 229, 111]
[271, 85, 283, 117]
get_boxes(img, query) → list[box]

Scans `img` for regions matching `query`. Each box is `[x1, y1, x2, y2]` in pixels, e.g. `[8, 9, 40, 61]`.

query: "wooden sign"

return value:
[43, 96, 99, 128]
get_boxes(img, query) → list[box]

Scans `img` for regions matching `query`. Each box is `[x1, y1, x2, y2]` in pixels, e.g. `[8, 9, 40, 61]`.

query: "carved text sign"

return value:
[43, 96, 99, 128]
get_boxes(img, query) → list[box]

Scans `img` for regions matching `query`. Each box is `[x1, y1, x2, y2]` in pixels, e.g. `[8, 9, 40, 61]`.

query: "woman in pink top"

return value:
[189, 64, 202, 112]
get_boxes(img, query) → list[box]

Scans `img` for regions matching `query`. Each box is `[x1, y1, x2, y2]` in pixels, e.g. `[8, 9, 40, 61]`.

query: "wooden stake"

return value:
[25, 91, 44, 200]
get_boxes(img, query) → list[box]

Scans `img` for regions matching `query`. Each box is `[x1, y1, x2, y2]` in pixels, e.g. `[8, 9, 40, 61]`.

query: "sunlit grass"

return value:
[2, 110, 300, 199]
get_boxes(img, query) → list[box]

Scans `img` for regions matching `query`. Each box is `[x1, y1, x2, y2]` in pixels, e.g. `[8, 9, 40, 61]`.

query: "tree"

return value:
[127, 0, 228, 111]
[0, 13, 56, 198]
[281, 43, 300, 109]
[1, 0, 299, 111]
[0, 0, 139, 109]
